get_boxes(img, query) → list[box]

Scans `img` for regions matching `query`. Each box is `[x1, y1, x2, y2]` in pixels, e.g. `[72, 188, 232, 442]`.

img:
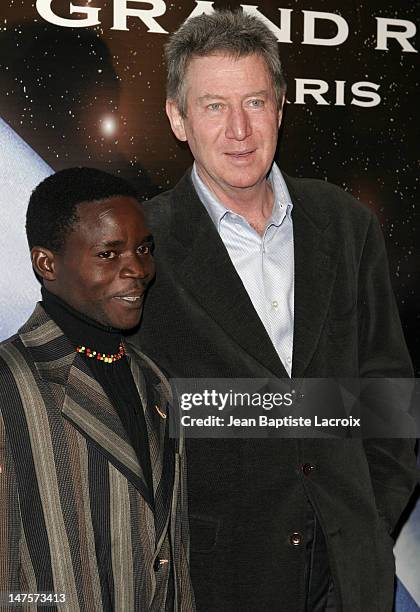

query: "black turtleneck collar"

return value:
[41, 287, 122, 355]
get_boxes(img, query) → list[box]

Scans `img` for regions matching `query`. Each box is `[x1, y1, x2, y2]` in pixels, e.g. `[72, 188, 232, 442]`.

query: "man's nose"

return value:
[120, 253, 155, 280]
[225, 106, 251, 141]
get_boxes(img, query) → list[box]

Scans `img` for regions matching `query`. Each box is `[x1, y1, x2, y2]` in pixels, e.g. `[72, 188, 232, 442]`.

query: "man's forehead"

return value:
[64, 196, 145, 240]
[197, 89, 271, 102]
[183, 57, 274, 111]
[76, 194, 141, 210]
[73, 196, 142, 221]
[187, 51, 265, 68]
[185, 53, 271, 85]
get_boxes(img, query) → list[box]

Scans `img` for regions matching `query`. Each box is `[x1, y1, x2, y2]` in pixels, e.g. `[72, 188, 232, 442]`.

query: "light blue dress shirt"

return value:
[192, 162, 294, 376]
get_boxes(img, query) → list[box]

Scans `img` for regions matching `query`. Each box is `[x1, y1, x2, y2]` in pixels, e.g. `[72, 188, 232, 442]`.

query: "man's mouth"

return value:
[112, 290, 145, 304]
[225, 149, 255, 158]
[115, 296, 143, 303]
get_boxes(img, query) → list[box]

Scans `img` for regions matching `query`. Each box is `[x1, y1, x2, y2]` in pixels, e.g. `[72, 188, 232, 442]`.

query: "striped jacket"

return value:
[0, 305, 195, 611]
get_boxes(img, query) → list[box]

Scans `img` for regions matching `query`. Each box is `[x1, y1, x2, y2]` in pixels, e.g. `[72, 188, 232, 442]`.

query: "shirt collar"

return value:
[191, 162, 293, 232]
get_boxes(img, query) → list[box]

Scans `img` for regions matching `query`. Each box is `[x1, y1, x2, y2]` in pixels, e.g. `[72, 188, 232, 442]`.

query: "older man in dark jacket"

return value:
[138, 10, 417, 612]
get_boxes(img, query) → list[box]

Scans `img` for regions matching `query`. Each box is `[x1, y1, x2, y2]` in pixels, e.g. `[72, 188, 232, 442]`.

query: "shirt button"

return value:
[272, 300, 279, 309]
[301, 463, 316, 476]
[289, 532, 303, 546]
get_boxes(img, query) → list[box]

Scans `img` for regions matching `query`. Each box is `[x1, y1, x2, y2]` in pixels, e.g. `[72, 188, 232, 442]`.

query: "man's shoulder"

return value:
[0, 305, 52, 377]
[0, 319, 29, 361]
[144, 169, 194, 202]
[142, 170, 195, 225]
[285, 173, 373, 226]
[0, 332, 28, 384]
[143, 185, 174, 210]
[0, 333, 20, 356]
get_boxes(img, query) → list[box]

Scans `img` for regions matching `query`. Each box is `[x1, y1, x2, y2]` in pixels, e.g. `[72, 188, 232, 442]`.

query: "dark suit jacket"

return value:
[138, 170, 418, 612]
[0, 305, 195, 612]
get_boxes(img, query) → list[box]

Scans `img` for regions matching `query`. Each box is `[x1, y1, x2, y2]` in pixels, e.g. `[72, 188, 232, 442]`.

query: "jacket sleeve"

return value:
[0, 355, 41, 610]
[0, 379, 21, 601]
[176, 430, 196, 612]
[358, 214, 419, 534]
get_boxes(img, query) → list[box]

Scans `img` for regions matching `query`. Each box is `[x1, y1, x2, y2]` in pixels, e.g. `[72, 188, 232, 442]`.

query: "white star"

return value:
[100, 115, 117, 136]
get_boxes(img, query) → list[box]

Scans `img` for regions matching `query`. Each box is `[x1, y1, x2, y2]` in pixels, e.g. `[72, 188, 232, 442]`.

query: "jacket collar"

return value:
[164, 170, 337, 378]
[283, 174, 338, 377]
[19, 304, 170, 516]
[166, 172, 289, 377]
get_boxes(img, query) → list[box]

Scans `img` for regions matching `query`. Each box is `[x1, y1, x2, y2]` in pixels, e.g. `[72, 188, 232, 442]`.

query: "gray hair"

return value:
[165, 9, 287, 117]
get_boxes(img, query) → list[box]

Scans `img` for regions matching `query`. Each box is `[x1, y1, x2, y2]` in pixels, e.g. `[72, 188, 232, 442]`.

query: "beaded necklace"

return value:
[76, 341, 125, 363]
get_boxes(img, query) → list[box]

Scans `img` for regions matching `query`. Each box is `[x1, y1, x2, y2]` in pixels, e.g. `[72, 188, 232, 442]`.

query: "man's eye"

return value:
[137, 244, 153, 255]
[248, 99, 264, 108]
[207, 102, 223, 111]
[98, 251, 116, 259]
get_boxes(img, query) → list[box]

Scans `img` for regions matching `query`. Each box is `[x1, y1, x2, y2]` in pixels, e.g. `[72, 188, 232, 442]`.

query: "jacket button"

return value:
[153, 557, 169, 571]
[289, 532, 303, 546]
[302, 463, 316, 476]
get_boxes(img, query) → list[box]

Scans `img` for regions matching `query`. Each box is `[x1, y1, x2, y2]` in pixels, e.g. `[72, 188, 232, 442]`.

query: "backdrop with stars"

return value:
[0, 1, 417, 374]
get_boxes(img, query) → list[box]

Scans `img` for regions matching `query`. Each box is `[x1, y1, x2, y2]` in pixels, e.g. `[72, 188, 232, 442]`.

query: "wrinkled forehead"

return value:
[64, 196, 145, 245]
[74, 195, 142, 221]
[185, 51, 272, 85]
[185, 49, 270, 75]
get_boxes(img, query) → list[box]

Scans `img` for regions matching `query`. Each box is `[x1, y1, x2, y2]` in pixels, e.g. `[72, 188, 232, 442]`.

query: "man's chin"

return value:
[104, 299, 145, 331]
[118, 319, 142, 332]
[220, 171, 268, 192]
[91, 307, 142, 331]
[108, 312, 143, 331]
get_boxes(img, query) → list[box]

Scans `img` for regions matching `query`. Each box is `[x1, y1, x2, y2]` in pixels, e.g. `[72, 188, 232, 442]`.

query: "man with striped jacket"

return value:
[0, 167, 195, 611]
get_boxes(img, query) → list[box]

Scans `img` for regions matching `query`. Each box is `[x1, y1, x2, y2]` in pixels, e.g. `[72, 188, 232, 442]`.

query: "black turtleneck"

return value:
[41, 287, 154, 508]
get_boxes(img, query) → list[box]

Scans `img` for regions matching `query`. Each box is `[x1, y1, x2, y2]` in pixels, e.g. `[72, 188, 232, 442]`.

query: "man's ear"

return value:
[166, 99, 187, 142]
[31, 247, 58, 282]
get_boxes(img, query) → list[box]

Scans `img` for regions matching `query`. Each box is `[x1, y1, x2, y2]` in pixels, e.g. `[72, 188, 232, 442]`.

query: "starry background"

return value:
[0, 0, 418, 372]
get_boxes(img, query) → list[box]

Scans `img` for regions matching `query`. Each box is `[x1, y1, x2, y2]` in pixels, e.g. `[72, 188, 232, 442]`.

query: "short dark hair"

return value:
[26, 167, 140, 252]
[165, 9, 287, 117]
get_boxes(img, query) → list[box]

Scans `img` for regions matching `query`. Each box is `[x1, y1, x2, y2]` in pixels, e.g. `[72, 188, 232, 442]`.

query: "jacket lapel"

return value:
[167, 173, 289, 378]
[165, 171, 338, 379]
[285, 176, 338, 377]
[21, 305, 154, 507]
[127, 344, 174, 545]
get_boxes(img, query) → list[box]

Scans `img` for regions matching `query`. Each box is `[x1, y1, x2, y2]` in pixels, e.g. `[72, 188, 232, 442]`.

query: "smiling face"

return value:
[32, 196, 155, 330]
[166, 53, 283, 202]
